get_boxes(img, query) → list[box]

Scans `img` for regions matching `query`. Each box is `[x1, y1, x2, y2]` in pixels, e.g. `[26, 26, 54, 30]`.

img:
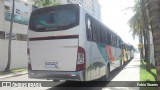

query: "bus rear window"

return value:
[29, 5, 79, 32]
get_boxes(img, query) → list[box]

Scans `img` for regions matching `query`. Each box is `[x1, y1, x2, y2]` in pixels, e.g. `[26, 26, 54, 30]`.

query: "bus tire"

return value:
[120, 59, 124, 66]
[101, 64, 110, 81]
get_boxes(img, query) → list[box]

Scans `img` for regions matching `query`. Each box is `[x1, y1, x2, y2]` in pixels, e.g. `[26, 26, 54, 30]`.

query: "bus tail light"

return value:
[76, 47, 86, 71]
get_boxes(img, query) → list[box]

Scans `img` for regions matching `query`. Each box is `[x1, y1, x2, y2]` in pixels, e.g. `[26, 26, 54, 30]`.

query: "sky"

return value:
[99, 0, 139, 48]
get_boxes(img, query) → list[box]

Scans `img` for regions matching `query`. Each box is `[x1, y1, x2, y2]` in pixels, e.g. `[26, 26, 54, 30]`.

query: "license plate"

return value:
[45, 62, 58, 68]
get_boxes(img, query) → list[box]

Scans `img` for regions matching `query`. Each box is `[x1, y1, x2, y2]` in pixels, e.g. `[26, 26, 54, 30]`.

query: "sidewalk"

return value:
[112, 53, 140, 81]
[0, 71, 27, 79]
[104, 53, 140, 90]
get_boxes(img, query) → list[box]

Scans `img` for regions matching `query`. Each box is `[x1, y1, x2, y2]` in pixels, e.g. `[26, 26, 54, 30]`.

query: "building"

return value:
[0, 0, 32, 71]
[83, 0, 101, 20]
[56, 0, 101, 20]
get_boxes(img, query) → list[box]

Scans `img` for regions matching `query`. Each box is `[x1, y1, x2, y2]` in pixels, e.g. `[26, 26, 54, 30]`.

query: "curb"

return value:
[0, 71, 28, 79]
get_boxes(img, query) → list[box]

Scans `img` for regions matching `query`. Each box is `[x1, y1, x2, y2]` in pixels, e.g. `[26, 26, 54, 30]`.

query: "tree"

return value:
[128, 0, 143, 38]
[128, 0, 144, 60]
[148, 0, 160, 82]
[4, 0, 15, 72]
[33, 0, 60, 7]
[128, 0, 151, 71]
[141, 0, 151, 72]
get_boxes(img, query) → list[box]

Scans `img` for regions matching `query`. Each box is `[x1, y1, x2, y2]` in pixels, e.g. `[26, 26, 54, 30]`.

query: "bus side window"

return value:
[116, 38, 120, 48]
[91, 18, 101, 42]
[107, 32, 111, 45]
[111, 34, 116, 47]
[101, 27, 105, 43]
[94, 21, 101, 42]
[86, 17, 92, 41]
[113, 35, 117, 47]
[91, 19, 97, 42]
[101, 26, 108, 44]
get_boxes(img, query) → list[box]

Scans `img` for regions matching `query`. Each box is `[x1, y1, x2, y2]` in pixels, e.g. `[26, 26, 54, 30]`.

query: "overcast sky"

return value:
[99, 0, 139, 48]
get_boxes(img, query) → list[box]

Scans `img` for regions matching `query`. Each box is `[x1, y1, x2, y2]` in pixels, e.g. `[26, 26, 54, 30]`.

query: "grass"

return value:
[0, 68, 27, 76]
[140, 60, 158, 90]
[140, 87, 158, 90]
[140, 60, 157, 81]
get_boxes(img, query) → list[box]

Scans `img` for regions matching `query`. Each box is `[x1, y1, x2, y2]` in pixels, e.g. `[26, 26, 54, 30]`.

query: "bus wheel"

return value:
[102, 64, 110, 81]
[120, 59, 124, 66]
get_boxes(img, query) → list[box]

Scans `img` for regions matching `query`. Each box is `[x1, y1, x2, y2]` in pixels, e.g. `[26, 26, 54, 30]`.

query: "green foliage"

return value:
[128, 0, 145, 39]
[0, 68, 27, 76]
[140, 87, 158, 90]
[140, 60, 157, 81]
[140, 60, 158, 90]
[33, 0, 60, 7]
[11, 68, 27, 72]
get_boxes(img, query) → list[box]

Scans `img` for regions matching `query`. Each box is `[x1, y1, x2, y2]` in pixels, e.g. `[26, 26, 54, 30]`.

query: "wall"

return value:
[0, 0, 29, 71]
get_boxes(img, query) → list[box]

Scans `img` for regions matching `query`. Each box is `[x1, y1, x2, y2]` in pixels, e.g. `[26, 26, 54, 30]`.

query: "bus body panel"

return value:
[78, 9, 108, 80]
[131, 49, 134, 58]
[29, 38, 78, 71]
[110, 46, 122, 70]
[28, 22, 80, 71]
[85, 42, 107, 80]
[28, 70, 86, 81]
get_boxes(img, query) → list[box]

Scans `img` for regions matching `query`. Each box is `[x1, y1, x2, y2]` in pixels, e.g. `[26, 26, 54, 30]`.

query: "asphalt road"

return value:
[0, 53, 140, 90]
[0, 64, 130, 90]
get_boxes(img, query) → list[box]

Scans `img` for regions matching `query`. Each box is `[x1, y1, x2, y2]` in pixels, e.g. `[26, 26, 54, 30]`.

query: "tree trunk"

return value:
[148, 0, 160, 82]
[4, 0, 15, 72]
[141, 0, 151, 72]
[143, 28, 147, 62]
[139, 30, 143, 60]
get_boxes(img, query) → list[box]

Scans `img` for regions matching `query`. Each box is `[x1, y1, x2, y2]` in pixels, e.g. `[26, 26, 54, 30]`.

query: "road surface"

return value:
[0, 53, 140, 90]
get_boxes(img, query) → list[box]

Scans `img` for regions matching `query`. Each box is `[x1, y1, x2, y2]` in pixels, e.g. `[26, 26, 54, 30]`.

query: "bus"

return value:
[129, 44, 135, 59]
[28, 4, 127, 81]
[122, 43, 135, 62]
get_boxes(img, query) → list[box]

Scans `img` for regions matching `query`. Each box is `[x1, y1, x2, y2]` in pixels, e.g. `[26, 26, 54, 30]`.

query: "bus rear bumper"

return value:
[28, 70, 86, 81]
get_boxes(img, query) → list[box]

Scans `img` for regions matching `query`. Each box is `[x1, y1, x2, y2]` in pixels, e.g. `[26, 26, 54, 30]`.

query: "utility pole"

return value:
[5, 0, 15, 72]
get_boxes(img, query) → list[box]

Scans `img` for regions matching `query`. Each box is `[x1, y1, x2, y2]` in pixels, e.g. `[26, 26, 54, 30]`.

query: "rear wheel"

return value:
[120, 59, 124, 66]
[101, 64, 110, 81]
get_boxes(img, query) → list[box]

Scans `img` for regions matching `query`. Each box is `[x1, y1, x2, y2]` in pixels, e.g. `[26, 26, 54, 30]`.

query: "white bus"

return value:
[28, 4, 124, 81]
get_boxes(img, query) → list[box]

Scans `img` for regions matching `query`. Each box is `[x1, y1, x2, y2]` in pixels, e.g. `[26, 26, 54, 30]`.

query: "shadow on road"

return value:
[47, 59, 132, 90]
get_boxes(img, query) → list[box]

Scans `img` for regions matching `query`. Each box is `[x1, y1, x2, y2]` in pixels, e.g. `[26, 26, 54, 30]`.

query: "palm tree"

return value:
[33, 0, 60, 7]
[4, 0, 15, 72]
[141, 0, 151, 72]
[147, 0, 160, 82]
[128, 0, 144, 60]
[128, 0, 151, 71]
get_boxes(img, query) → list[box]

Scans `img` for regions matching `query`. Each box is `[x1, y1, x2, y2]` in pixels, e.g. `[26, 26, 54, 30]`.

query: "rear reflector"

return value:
[76, 47, 86, 71]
